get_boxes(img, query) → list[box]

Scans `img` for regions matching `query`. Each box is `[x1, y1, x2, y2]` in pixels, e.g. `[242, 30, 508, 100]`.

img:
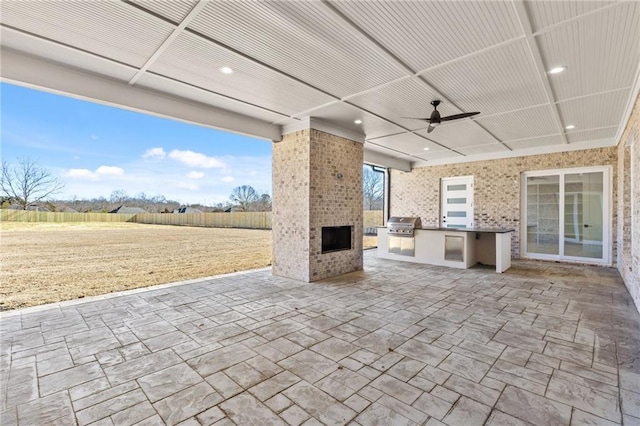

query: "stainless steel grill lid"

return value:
[387, 217, 422, 236]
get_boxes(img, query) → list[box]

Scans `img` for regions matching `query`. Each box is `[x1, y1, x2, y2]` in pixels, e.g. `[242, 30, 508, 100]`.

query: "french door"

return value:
[522, 166, 611, 264]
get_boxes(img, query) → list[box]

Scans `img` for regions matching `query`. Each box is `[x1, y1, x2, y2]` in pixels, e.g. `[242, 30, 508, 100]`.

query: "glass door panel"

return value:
[526, 175, 560, 255]
[523, 167, 609, 264]
[564, 172, 603, 259]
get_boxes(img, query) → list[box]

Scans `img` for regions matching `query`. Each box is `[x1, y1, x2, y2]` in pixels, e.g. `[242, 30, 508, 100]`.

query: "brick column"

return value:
[272, 125, 363, 282]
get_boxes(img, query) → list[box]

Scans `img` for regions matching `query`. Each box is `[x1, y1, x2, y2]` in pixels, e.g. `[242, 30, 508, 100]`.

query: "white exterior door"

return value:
[441, 176, 474, 228]
[522, 166, 611, 264]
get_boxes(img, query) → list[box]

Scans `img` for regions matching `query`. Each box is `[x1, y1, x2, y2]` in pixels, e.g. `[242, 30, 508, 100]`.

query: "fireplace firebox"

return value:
[321, 226, 352, 253]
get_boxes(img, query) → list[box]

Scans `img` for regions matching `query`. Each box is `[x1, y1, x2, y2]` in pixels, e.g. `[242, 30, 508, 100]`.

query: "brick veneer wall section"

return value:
[272, 128, 364, 282]
[308, 129, 364, 281]
[617, 93, 640, 312]
[272, 129, 311, 282]
[390, 147, 618, 260]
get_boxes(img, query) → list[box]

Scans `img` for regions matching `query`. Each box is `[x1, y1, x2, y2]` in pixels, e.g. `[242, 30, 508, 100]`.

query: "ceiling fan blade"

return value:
[427, 124, 435, 133]
[440, 112, 480, 122]
[401, 117, 431, 121]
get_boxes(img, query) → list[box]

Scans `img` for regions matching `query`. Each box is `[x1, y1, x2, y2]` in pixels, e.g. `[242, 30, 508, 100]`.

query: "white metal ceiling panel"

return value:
[421, 39, 548, 116]
[370, 132, 448, 155]
[505, 135, 564, 150]
[457, 143, 510, 156]
[149, 33, 335, 116]
[537, 2, 640, 101]
[302, 102, 405, 140]
[476, 105, 558, 141]
[0, 1, 173, 68]
[412, 150, 464, 162]
[188, 1, 406, 98]
[526, 1, 618, 32]
[567, 127, 617, 144]
[396, 153, 423, 163]
[331, 1, 522, 72]
[128, 0, 197, 23]
[415, 120, 498, 149]
[365, 141, 426, 163]
[348, 78, 459, 131]
[136, 73, 289, 124]
[364, 142, 409, 159]
[1, 27, 138, 83]
[557, 89, 630, 131]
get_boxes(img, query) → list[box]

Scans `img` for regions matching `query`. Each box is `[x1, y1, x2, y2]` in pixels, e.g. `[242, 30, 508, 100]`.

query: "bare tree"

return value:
[1, 159, 65, 209]
[363, 165, 384, 210]
[109, 189, 129, 204]
[229, 185, 259, 211]
[258, 193, 272, 211]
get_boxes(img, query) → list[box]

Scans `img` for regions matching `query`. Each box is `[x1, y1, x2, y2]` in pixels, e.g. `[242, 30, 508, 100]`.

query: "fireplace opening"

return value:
[322, 226, 352, 253]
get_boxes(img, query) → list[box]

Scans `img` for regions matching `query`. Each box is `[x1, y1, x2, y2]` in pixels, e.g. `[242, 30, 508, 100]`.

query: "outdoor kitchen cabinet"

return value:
[377, 227, 513, 273]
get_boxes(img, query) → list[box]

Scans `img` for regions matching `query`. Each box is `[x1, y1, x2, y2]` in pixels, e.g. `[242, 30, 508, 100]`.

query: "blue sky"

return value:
[0, 82, 272, 205]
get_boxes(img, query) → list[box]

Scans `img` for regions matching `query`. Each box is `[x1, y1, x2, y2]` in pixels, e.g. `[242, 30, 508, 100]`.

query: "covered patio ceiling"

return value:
[1, 1, 639, 168]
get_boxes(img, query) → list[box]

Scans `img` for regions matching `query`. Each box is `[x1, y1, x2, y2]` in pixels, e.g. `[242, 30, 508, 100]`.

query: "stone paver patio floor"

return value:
[1, 250, 640, 425]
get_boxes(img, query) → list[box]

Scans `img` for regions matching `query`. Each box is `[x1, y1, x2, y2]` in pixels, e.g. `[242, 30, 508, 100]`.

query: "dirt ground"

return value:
[0, 223, 272, 311]
[1, 223, 379, 311]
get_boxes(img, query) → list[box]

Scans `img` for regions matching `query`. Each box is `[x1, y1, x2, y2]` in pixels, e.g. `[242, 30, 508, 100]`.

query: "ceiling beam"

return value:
[0, 48, 282, 141]
[363, 149, 412, 172]
[511, 0, 568, 144]
[128, 0, 210, 85]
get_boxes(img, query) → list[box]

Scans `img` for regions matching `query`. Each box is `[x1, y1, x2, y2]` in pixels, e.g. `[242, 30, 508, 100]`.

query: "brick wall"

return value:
[272, 129, 311, 281]
[390, 147, 618, 259]
[617, 93, 640, 312]
[308, 129, 363, 281]
[272, 128, 363, 282]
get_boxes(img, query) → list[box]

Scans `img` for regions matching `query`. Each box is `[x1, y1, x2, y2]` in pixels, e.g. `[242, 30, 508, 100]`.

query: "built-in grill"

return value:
[387, 217, 422, 256]
[387, 216, 422, 237]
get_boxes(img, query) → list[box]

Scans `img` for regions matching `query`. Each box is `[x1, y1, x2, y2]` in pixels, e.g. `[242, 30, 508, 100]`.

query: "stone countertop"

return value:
[377, 226, 515, 233]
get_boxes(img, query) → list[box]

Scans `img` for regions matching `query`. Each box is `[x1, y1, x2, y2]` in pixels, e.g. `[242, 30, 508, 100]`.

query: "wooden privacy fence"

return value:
[0, 210, 135, 222]
[133, 212, 272, 229]
[1, 210, 383, 230]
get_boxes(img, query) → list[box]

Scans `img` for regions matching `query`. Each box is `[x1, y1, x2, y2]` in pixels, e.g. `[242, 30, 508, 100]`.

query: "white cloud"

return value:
[142, 147, 166, 159]
[67, 168, 98, 180]
[221, 176, 234, 183]
[96, 166, 124, 176]
[73, 156, 80, 160]
[65, 165, 124, 180]
[169, 149, 225, 168]
[187, 171, 204, 179]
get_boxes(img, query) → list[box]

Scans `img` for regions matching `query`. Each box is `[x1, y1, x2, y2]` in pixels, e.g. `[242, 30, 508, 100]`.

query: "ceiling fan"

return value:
[404, 100, 480, 133]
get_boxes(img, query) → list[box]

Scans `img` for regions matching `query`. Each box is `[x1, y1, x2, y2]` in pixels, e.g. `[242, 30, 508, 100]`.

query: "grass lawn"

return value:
[0, 222, 272, 310]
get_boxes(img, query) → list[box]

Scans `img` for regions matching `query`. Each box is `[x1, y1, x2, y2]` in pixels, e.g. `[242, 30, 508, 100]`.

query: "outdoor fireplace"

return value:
[321, 226, 352, 253]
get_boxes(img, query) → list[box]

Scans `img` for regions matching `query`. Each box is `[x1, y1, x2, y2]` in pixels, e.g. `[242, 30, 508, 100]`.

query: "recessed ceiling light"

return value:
[565, 124, 575, 130]
[423, 147, 430, 151]
[219, 66, 234, 75]
[548, 66, 567, 74]
[354, 119, 362, 124]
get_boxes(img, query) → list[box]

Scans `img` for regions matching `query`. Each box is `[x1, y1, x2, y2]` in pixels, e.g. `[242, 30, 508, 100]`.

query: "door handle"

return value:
[584, 224, 589, 228]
